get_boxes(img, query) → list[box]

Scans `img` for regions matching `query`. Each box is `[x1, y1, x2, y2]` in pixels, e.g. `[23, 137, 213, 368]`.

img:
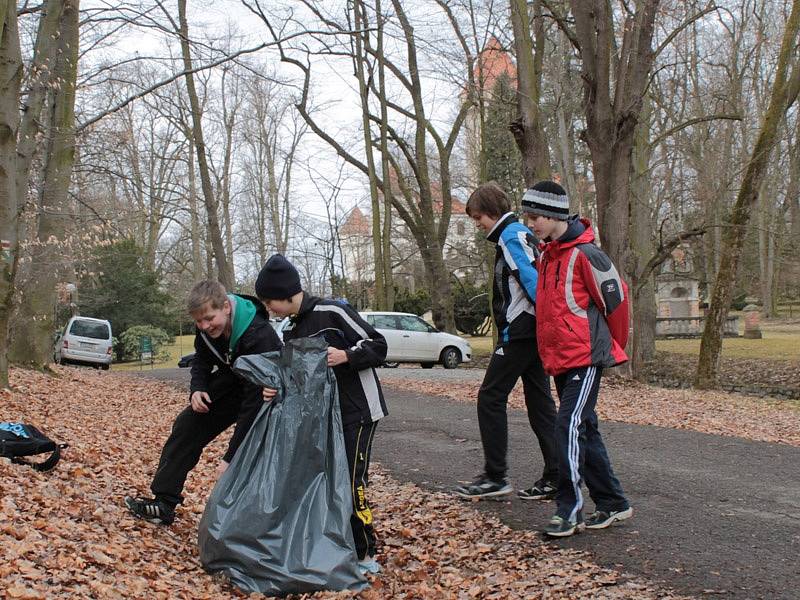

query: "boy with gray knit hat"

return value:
[522, 180, 632, 538]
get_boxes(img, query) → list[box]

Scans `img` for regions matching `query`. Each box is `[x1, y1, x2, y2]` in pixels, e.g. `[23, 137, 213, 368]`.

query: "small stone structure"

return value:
[742, 304, 763, 339]
[655, 246, 739, 338]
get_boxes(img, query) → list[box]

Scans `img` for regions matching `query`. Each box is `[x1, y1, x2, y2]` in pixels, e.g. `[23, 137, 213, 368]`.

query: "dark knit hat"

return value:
[521, 180, 570, 220]
[255, 254, 302, 300]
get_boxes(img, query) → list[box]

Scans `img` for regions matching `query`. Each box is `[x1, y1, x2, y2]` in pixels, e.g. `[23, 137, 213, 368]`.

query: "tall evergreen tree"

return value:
[484, 73, 525, 206]
[78, 239, 177, 336]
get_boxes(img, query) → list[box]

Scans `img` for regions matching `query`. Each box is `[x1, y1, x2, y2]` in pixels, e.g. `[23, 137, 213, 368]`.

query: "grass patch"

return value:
[656, 333, 799, 360]
[468, 318, 800, 362]
[112, 334, 195, 371]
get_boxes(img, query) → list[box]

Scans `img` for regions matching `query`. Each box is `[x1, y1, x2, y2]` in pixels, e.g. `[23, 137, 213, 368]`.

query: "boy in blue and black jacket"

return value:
[455, 182, 558, 500]
[255, 254, 387, 576]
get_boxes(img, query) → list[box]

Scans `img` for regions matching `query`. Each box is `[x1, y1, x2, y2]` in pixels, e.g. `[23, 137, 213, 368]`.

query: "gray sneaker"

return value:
[124, 496, 175, 525]
[455, 475, 513, 499]
[544, 515, 585, 537]
[518, 478, 557, 500]
[585, 506, 633, 529]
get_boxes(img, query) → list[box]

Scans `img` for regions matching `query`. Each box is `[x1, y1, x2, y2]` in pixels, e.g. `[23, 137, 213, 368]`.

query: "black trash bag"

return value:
[198, 337, 367, 596]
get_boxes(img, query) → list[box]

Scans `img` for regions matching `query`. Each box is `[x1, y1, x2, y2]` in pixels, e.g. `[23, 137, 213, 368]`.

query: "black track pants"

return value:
[150, 373, 244, 506]
[553, 366, 628, 522]
[343, 420, 378, 560]
[477, 338, 558, 483]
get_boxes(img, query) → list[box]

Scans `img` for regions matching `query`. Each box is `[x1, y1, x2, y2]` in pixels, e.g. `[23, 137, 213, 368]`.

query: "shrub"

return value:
[454, 282, 490, 335]
[118, 325, 173, 362]
[393, 287, 431, 315]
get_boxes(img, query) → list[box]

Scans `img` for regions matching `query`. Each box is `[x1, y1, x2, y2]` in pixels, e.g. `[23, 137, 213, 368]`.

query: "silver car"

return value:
[54, 316, 113, 370]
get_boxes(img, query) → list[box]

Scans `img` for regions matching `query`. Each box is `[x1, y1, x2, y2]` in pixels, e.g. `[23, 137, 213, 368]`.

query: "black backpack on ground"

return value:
[0, 422, 66, 472]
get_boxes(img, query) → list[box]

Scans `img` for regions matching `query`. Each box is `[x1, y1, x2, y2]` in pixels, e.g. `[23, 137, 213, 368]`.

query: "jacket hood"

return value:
[228, 294, 262, 352]
[543, 217, 595, 254]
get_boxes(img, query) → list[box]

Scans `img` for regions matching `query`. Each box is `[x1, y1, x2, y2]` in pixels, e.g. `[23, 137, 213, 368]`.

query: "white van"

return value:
[360, 311, 472, 369]
[54, 316, 113, 369]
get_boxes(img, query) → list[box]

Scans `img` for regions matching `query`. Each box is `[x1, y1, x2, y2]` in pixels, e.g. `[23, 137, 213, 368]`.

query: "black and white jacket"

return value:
[283, 294, 388, 426]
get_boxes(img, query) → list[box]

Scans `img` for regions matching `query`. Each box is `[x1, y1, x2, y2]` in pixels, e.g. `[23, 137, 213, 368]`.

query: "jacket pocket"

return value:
[562, 317, 582, 342]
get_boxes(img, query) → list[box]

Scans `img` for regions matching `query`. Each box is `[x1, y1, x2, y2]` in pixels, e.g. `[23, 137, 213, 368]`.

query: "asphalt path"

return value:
[133, 366, 800, 599]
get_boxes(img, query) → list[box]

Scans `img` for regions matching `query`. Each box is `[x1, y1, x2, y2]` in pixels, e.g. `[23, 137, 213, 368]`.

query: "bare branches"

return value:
[635, 226, 707, 294]
[655, 3, 722, 59]
[649, 113, 742, 148]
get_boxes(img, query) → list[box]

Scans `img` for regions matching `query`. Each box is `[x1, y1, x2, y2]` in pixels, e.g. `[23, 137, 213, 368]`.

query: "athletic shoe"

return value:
[543, 515, 585, 537]
[358, 556, 381, 575]
[517, 478, 557, 500]
[585, 506, 633, 529]
[455, 474, 513, 499]
[124, 496, 175, 525]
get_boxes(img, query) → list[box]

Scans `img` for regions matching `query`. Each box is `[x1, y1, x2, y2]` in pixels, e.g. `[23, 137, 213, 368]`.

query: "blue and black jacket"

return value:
[486, 212, 541, 343]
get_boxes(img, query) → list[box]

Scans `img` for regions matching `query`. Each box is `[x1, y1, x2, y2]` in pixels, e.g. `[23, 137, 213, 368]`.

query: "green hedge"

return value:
[118, 325, 173, 362]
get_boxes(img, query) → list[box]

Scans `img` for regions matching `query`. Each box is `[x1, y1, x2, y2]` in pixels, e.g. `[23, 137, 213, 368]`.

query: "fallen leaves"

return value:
[1, 366, 689, 599]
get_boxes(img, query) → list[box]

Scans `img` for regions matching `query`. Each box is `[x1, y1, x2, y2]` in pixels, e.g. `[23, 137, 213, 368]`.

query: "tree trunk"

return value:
[757, 179, 776, 317]
[353, 0, 386, 309]
[0, 0, 21, 387]
[696, 0, 800, 389]
[509, 0, 551, 185]
[15, 0, 63, 191]
[629, 97, 656, 376]
[186, 145, 203, 279]
[376, 0, 393, 309]
[177, 0, 234, 289]
[567, 0, 660, 307]
[10, 0, 79, 369]
[219, 68, 237, 282]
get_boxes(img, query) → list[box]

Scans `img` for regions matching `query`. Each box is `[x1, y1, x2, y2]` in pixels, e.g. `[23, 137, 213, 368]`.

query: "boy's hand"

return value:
[262, 387, 278, 401]
[327, 347, 349, 367]
[190, 391, 211, 413]
[215, 460, 229, 478]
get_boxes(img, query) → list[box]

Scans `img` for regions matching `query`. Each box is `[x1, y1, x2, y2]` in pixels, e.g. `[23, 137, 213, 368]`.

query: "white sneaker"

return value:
[358, 556, 381, 575]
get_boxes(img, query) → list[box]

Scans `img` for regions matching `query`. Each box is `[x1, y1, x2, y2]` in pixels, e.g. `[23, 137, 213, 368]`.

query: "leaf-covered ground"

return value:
[380, 373, 800, 447]
[1, 367, 687, 599]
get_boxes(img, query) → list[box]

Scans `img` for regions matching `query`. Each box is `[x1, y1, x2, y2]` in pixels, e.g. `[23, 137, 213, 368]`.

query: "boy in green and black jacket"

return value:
[125, 280, 282, 525]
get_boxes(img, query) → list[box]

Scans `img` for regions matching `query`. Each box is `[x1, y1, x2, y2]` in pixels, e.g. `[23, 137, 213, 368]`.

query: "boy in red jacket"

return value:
[522, 180, 632, 538]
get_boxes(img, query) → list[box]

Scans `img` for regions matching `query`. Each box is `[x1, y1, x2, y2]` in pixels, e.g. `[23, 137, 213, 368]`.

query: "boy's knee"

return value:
[173, 406, 205, 432]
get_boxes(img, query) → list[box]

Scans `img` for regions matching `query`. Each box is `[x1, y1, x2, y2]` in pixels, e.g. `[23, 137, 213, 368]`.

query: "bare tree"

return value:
[696, 0, 800, 388]
[172, 0, 234, 288]
[238, 68, 305, 263]
[0, 0, 22, 386]
[250, 0, 478, 331]
[10, 0, 80, 369]
[509, 0, 551, 184]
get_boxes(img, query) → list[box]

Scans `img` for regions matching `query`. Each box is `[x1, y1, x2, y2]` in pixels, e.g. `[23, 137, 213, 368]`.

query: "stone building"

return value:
[656, 246, 701, 319]
[338, 191, 479, 297]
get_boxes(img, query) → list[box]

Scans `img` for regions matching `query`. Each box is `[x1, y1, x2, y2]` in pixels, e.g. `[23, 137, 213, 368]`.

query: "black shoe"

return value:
[543, 515, 585, 538]
[124, 496, 175, 525]
[455, 474, 512, 500]
[585, 506, 633, 529]
[517, 478, 557, 500]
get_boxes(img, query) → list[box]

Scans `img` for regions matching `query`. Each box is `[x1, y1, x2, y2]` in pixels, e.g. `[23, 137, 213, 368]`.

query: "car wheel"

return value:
[383, 361, 399, 368]
[421, 362, 435, 369]
[101, 364, 110, 371]
[441, 347, 461, 369]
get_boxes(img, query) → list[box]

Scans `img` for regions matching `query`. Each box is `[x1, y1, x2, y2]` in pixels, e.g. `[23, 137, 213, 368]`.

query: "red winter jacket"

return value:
[535, 218, 629, 376]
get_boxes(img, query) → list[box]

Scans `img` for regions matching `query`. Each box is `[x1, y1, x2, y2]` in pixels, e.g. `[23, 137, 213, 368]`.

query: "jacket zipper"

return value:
[555, 262, 561, 288]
